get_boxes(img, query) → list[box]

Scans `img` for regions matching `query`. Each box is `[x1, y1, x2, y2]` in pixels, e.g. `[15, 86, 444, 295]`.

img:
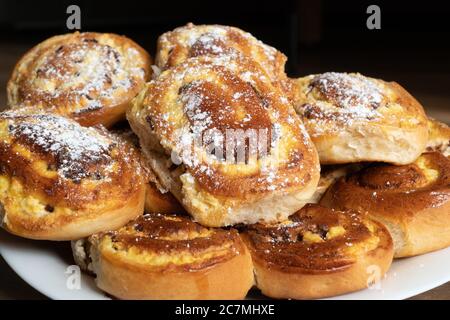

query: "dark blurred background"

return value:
[0, 0, 449, 121]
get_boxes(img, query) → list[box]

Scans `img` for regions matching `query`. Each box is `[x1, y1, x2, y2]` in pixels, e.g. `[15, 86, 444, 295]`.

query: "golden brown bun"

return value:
[155, 23, 291, 95]
[110, 124, 185, 214]
[77, 213, 254, 300]
[7, 32, 152, 127]
[321, 152, 450, 258]
[145, 181, 185, 214]
[307, 164, 365, 204]
[292, 72, 428, 165]
[241, 204, 393, 299]
[0, 109, 146, 240]
[128, 54, 320, 227]
[426, 118, 450, 157]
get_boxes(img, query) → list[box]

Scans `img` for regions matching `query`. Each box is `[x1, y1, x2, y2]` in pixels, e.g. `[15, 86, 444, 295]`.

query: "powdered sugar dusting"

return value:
[17, 35, 147, 113]
[311, 72, 384, 110]
[297, 73, 386, 135]
[8, 113, 113, 181]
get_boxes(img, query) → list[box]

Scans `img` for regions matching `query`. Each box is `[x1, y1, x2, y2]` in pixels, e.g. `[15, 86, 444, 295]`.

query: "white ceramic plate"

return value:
[0, 229, 449, 300]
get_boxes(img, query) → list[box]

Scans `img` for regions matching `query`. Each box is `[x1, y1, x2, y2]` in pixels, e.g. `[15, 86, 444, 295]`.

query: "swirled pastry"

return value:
[7, 32, 152, 127]
[128, 55, 320, 227]
[155, 23, 291, 95]
[111, 125, 185, 214]
[426, 118, 450, 157]
[241, 204, 393, 299]
[292, 72, 429, 165]
[72, 213, 254, 299]
[0, 110, 146, 240]
[321, 152, 450, 257]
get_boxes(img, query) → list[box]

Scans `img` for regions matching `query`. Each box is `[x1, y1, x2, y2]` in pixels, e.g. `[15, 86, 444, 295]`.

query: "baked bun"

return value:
[321, 152, 450, 258]
[155, 23, 290, 93]
[292, 72, 428, 165]
[426, 118, 450, 156]
[7, 32, 152, 127]
[241, 204, 393, 299]
[74, 213, 254, 300]
[128, 55, 320, 227]
[145, 181, 184, 214]
[307, 164, 364, 204]
[0, 110, 146, 240]
[111, 125, 184, 214]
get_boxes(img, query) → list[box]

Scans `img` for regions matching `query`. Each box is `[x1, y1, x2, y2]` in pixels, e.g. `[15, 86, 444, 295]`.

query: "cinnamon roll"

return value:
[292, 72, 429, 165]
[128, 55, 320, 227]
[72, 213, 254, 300]
[241, 204, 393, 299]
[321, 152, 450, 257]
[7, 32, 152, 127]
[0, 109, 146, 240]
[155, 23, 291, 95]
[426, 118, 450, 156]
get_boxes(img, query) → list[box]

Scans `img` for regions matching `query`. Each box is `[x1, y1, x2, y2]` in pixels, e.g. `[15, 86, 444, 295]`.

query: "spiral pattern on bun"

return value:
[7, 32, 152, 127]
[155, 23, 291, 95]
[128, 54, 320, 227]
[292, 72, 429, 165]
[0, 109, 146, 240]
[321, 152, 450, 257]
[74, 213, 254, 299]
[241, 204, 393, 299]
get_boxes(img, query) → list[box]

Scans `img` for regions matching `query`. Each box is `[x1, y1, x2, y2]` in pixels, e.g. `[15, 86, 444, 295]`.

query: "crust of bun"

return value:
[241, 204, 393, 299]
[0, 110, 146, 240]
[320, 152, 450, 257]
[84, 213, 254, 299]
[128, 55, 320, 227]
[292, 73, 428, 165]
[155, 23, 291, 95]
[7, 32, 152, 127]
[426, 118, 450, 157]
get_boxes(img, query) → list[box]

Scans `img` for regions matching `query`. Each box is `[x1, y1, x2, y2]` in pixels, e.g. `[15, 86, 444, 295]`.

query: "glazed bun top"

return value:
[293, 72, 428, 138]
[155, 23, 288, 91]
[7, 32, 151, 126]
[242, 204, 390, 272]
[90, 213, 246, 271]
[0, 109, 145, 211]
[130, 54, 319, 199]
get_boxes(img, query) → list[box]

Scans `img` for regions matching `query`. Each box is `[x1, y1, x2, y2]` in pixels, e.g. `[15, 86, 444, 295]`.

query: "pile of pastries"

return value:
[0, 23, 449, 300]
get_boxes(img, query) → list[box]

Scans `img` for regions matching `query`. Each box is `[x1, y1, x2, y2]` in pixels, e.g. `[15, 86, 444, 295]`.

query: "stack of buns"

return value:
[0, 23, 448, 300]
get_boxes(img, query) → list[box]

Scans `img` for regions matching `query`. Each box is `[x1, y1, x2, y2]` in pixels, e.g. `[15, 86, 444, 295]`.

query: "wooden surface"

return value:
[0, 42, 448, 300]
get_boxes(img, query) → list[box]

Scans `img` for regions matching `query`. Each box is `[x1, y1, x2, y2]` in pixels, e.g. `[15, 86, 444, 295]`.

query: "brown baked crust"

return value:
[128, 54, 320, 226]
[7, 32, 152, 127]
[88, 213, 254, 299]
[145, 181, 185, 214]
[241, 204, 393, 299]
[0, 109, 146, 240]
[320, 152, 450, 257]
[110, 125, 185, 214]
[426, 118, 450, 156]
[292, 72, 429, 164]
[307, 164, 365, 204]
[155, 23, 291, 95]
